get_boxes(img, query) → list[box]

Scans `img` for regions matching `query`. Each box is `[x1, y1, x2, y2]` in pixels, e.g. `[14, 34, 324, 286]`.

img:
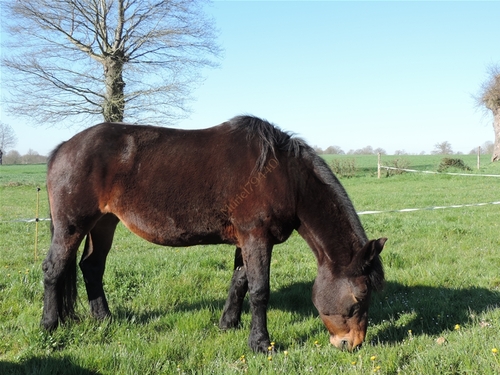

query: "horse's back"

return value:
[50, 122, 232, 168]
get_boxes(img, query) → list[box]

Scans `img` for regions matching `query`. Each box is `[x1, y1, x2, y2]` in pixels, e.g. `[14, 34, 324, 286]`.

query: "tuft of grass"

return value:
[329, 158, 356, 178]
[437, 157, 472, 173]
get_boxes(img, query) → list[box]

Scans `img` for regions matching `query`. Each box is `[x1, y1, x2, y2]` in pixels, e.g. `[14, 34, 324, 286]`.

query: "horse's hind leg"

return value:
[79, 214, 119, 320]
[219, 247, 248, 329]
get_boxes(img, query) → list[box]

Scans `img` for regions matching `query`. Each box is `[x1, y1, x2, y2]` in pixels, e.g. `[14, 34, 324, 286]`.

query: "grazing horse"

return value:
[42, 115, 386, 353]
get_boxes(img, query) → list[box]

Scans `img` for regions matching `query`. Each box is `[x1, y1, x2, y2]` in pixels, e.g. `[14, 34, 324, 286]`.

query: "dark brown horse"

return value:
[42, 115, 386, 352]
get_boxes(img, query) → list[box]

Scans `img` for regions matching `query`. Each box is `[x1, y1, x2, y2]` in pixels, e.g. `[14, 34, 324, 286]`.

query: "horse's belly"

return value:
[117, 210, 233, 247]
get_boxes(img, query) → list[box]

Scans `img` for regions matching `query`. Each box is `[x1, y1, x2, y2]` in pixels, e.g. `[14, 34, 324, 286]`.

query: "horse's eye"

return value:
[348, 303, 360, 317]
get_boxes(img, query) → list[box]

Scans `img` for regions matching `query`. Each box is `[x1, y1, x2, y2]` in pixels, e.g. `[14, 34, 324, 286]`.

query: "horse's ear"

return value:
[351, 238, 387, 268]
[368, 238, 387, 260]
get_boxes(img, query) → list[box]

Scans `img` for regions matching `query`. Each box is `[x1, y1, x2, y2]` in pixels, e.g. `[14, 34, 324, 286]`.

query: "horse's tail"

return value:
[46, 141, 79, 323]
[47, 211, 78, 322]
[56, 251, 78, 322]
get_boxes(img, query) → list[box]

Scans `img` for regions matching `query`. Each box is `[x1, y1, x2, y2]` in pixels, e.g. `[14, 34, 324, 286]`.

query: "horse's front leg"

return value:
[220, 247, 248, 329]
[242, 239, 273, 353]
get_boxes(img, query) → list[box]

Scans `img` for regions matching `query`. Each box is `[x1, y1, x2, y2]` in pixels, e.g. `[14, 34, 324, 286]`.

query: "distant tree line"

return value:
[314, 145, 387, 155]
[2, 149, 47, 165]
[314, 140, 494, 156]
[0, 142, 494, 165]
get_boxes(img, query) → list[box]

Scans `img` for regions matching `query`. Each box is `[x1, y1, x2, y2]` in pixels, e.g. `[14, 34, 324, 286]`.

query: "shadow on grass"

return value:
[0, 356, 100, 375]
[271, 281, 500, 345]
[111, 281, 317, 326]
[368, 281, 500, 345]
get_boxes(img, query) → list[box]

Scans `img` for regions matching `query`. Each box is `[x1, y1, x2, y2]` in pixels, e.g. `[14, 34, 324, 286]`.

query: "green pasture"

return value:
[1, 157, 500, 374]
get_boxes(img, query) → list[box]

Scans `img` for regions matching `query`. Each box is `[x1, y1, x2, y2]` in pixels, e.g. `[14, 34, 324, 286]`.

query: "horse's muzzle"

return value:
[330, 335, 363, 352]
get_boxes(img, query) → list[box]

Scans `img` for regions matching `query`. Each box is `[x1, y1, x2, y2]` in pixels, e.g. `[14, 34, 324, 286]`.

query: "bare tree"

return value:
[22, 149, 48, 164]
[2, 0, 221, 125]
[313, 146, 324, 154]
[4, 150, 22, 165]
[432, 141, 453, 155]
[0, 122, 18, 165]
[482, 140, 495, 154]
[477, 65, 500, 161]
[324, 145, 345, 155]
[469, 141, 494, 155]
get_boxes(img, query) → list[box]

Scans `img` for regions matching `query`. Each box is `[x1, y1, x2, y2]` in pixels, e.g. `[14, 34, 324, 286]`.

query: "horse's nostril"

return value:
[340, 340, 348, 350]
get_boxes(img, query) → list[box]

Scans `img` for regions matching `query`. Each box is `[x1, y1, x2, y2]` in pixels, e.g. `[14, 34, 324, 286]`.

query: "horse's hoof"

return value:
[248, 337, 271, 354]
[41, 318, 58, 331]
[219, 321, 240, 330]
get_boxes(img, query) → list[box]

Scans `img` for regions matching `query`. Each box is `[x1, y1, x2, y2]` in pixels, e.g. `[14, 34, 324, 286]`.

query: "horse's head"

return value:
[312, 238, 386, 351]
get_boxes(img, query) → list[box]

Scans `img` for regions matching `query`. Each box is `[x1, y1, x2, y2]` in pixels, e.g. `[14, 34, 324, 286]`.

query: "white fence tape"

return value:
[11, 218, 52, 223]
[357, 201, 500, 215]
[380, 166, 500, 178]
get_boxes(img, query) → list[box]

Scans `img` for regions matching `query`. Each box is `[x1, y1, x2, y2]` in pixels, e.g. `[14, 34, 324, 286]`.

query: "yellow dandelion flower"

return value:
[370, 355, 377, 361]
[283, 351, 289, 356]
[454, 324, 460, 330]
[351, 361, 357, 366]
[267, 356, 272, 361]
[268, 346, 272, 351]
[493, 348, 498, 354]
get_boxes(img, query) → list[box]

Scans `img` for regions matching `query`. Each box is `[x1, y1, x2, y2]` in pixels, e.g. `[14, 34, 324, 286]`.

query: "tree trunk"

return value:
[492, 108, 500, 162]
[103, 54, 125, 123]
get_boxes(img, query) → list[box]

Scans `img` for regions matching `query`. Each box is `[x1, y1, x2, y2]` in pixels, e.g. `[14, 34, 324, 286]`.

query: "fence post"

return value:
[34, 187, 40, 261]
[477, 146, 480, 170]
[377, 153, 381, 179]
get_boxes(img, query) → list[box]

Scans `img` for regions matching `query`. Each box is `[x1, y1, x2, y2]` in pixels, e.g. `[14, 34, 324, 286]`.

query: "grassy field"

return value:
[1, 156, 500, 374]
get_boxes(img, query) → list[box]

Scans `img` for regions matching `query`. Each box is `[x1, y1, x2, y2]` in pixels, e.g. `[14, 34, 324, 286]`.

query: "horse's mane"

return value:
[229, 115, 384, 290]
[228, 115, 302, 170]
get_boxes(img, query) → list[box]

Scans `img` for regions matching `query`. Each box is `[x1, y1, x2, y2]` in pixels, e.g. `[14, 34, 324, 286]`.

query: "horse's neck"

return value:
[296, 173, 366, 267]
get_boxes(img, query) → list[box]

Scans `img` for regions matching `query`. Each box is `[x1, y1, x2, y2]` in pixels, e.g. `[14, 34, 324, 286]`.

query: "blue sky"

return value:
[2, 1, 500, 155]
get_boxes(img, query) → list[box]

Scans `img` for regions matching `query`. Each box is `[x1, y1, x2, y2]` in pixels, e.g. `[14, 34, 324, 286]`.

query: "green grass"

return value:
[0, 164, 48, 187]
[1, 160, 500, 374]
